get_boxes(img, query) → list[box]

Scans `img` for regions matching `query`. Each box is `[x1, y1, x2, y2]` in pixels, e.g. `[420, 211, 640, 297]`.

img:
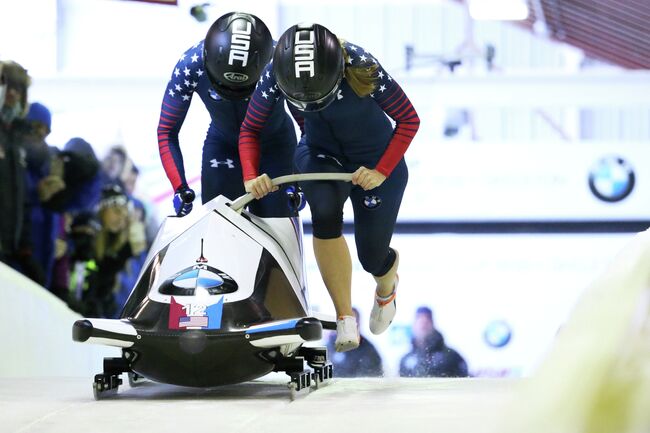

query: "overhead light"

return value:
[468, 0, 529, 21]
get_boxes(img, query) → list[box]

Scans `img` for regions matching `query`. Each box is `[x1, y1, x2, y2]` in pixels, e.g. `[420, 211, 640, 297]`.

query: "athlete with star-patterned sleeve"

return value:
[157, 12, 298, 217]
[239, 24, 420, 352]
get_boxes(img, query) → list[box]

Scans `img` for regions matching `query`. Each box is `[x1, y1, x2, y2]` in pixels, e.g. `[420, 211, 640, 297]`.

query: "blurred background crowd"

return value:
[1, 61, 158, 319]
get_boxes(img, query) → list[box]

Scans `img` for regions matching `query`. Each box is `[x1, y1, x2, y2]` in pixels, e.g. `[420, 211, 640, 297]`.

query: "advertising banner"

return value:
[398, 142, 647, 222]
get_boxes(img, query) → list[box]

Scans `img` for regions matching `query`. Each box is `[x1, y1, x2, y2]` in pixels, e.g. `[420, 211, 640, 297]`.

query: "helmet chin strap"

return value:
[212, 80, 255, 100]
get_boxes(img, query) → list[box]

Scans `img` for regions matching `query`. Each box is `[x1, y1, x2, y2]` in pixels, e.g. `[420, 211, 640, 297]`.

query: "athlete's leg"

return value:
[350, 159, 408, 334]
[350, 159, 407, 276]
[313, 236, 353, 317]
[295, 146, 357, 342]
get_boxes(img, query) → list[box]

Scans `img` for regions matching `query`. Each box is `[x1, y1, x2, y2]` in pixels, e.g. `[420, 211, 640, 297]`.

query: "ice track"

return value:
[0, 377, 514, 433]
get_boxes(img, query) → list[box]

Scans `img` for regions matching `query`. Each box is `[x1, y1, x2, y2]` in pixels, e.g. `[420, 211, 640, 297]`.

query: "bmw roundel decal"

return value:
[363, 195, 382, 210]
[159, 239, 237, 295]
[173, 268, 224, 290]
[208, 88, 221, 101]
[159, 264, 238, 296]
[588, 156, 635, 203]
[483, 320, 512, 348]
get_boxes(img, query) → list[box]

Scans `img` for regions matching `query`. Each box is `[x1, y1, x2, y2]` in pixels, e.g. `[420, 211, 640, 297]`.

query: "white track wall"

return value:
[0, 263, 118, 377]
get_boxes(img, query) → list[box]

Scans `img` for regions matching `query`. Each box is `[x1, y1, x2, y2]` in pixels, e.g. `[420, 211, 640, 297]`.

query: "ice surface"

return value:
[0, 376, 515, 433]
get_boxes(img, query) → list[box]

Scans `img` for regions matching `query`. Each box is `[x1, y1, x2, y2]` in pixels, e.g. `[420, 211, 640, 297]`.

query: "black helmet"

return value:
[273, 23, 344, 112]
[203, 12, 273, 100]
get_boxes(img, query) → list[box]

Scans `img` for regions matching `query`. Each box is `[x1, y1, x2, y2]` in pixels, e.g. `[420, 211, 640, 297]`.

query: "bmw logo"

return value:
[363, 195, 382, 210]
[208, 88, 221, 101]
[173, 268, 223, 290]
[159, 264, 238, 296]
[588, 156, 635, 203]
[483, 320, 512, 348]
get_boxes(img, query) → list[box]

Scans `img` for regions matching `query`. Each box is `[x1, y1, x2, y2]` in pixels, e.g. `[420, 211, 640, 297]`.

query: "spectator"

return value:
[0, 60, 45, 285]
[90, 183, 147, 317]
[66, 211, 100, 315]
[399, 306, 469, 378]
[19, 110, 102, 291]
[121, 160, 138, 196]
[115, 162, 152, 313]
[20, 102, 62, 289]
[62, 137, 102, 211]
[120, 161, 158, 245]
[46, 137, 102, 297]
[326, 308, 384, 377]
[101, 145, 127, 187]
[50, 213, 72, 300]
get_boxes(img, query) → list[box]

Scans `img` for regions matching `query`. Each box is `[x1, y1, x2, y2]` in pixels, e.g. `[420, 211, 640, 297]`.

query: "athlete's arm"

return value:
[358, 49, 420, 177]
[238, 63, 282, 198]
[157, 44, 203, 191]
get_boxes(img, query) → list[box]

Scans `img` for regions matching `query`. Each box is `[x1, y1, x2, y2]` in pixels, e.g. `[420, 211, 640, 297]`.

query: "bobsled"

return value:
[72, 173, 352, 399]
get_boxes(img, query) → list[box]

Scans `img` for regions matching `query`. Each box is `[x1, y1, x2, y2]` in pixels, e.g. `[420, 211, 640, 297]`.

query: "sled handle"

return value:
[229, 173, 354, 212]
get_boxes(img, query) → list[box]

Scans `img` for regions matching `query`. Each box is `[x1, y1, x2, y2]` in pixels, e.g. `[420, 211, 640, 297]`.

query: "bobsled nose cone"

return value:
[72, 319, 94, 342]
[71, 318, 138, 348]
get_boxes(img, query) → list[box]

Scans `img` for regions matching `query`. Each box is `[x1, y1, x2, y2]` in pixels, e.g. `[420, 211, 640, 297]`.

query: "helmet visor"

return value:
[282, 74, 342, 112]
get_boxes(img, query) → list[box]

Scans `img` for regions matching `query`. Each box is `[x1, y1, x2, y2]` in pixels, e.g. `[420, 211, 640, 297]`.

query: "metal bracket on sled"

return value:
[273, 346, 333, 400]
[299, 346, 333, 390]
[93, 356, 132, 400]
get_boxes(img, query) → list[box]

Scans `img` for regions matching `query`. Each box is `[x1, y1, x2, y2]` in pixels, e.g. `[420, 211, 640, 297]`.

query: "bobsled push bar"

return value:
[229, 173, 354, 213]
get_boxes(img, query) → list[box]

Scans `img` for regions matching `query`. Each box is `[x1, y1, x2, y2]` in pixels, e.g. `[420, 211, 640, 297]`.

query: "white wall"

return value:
[0, 263, 119, 378]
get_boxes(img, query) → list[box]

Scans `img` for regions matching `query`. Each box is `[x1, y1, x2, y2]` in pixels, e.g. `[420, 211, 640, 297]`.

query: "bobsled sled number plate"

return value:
[168, 296, 224, 330]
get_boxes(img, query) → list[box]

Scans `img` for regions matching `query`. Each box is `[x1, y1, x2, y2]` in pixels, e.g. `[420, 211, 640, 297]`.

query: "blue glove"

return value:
[173, 186, 195, 217]
[286, 185, 306, 212]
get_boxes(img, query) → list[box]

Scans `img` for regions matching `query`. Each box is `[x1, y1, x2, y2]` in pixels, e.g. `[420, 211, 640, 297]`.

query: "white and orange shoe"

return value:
[335, 315, 360, 352]
[369, 274, 398, 335]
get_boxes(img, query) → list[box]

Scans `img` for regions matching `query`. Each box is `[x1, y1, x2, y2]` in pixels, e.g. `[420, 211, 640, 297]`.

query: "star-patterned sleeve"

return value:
[157, 41, 205, 191]
[347, 43, 420, 177]
[238, 62, 282, 181]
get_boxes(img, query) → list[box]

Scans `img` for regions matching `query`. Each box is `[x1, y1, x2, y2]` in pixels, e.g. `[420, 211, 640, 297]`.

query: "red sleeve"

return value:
[367, 60, 420, 176]
[239, 64, 279, 181]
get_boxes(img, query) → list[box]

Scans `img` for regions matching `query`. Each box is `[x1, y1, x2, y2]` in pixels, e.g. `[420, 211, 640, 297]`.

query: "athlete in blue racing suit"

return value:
[239, 24, 420, 351]
[157, 12, 297, 217]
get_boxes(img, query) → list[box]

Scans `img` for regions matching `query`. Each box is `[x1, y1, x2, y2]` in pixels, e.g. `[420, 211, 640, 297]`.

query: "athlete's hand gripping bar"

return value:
[230, 173, 353, 212]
